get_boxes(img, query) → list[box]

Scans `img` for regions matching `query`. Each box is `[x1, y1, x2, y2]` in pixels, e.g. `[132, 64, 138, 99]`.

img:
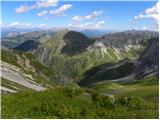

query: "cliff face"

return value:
[135, 37, 159, 78]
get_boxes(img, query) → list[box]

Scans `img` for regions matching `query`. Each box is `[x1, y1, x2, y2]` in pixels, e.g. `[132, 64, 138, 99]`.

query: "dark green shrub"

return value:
[63, 87, 83, 97]
[117, 97, 148, 110]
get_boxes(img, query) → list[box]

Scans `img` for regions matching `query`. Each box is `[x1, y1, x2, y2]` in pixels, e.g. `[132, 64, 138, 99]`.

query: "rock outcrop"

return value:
[1, 61, 46, 91]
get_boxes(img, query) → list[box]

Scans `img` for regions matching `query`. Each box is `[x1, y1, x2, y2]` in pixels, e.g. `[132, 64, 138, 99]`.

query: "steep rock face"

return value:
[135, 37, 159, 78]
[33, 47, 53, 65]
[61, 31, 94, 55]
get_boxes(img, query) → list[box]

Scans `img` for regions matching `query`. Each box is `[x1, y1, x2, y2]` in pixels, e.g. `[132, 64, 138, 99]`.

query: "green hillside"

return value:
[2, 78, 159, 119]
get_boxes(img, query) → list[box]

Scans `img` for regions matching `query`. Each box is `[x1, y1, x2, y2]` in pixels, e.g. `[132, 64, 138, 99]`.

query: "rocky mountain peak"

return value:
[61, 31, 95, 55]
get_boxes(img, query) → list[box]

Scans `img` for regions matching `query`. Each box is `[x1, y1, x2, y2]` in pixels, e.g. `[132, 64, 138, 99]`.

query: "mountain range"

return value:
[1, 29, 159, 119]
[2, 30, 151, 83]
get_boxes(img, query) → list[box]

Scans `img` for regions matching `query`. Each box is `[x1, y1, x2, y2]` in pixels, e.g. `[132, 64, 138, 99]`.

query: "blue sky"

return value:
[1, 0, 159, 31]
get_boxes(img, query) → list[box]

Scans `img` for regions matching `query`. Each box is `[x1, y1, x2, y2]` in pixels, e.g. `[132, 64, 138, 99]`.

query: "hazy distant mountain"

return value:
[1, 30, 55, 48]
[1, 28, 39, 38]
[80, 29, 112, 37]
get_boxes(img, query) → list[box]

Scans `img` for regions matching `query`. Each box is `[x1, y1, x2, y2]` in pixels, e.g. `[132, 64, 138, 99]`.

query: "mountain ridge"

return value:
[78, 37, 159, 86]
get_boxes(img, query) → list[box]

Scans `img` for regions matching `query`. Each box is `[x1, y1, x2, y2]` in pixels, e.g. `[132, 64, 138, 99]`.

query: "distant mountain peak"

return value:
[14, 40, 40, 52]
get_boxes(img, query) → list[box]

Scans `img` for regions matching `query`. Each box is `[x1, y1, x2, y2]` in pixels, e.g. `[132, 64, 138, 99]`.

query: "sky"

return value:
[1, 0, 159, 31]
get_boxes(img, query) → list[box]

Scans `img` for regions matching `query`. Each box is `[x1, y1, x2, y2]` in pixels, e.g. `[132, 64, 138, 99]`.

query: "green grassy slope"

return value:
[1, 84, 158, 119]
[91, 76, 158, 97]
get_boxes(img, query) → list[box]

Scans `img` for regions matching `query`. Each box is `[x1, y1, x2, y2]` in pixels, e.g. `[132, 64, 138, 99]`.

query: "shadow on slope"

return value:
[14, 40, 40, 52]
[78, 37, 159, 87]
[61, 31, 95, 56]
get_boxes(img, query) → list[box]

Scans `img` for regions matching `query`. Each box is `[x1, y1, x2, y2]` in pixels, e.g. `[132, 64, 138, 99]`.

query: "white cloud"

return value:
[85, 11, 103, 19]
[25, 23, 31, 26]
[69, 21, 106, 30]
[37, 10, 48, 16]
[15, 0, 73, 19]
[35, 0, 58, 9]
[131, 1, 159, 31]
[78, 23, 92, 29]
[15, 5, 29, 14]
[8, 22, 32, 27]
[134, 1, 159, 22]
[15, 0, 58, 14]
[4, 22, 51, 29]
[133, 24, 159, 31]
[72, 10, 104, 22]
[37, 24, 46, 28]
[71, 16, 83, 21]
[50, 4, 72, 16]
[137, 26, 150, 31]
[94, 21, 105, 29]
[9, 22, 20, 26]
